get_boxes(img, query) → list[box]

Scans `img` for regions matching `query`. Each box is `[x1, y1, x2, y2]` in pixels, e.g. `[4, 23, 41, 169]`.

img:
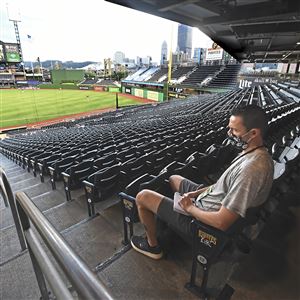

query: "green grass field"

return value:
[0, 89, 142, 128]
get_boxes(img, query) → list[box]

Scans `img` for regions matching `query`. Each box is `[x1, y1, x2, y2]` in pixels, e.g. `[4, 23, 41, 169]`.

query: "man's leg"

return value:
[135, 189, 164, 247]
[169, 175, 185, 193]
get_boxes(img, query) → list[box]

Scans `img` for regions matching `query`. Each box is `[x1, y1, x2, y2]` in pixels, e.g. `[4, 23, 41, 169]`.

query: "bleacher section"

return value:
[181, 65, 220, 86]
[0, 73, 15, 86]
[96, 79, 119, 86]
[134, 67, 159, 82]
[1, 87, 299, 299]
[125, 65, 242, 89]
[145, 67, 168, 82]
[80, 78, 98, 85]
[207, 64, 241, 89]
[125, 67, 149, 81]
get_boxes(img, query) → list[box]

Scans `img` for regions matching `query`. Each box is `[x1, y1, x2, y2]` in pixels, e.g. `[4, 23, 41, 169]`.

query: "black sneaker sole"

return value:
[131, 240, 163, 260]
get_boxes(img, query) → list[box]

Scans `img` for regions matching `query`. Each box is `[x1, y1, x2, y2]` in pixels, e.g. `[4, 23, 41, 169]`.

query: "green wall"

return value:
[122, 86, 164, 102]
[51, 70, 84, 84]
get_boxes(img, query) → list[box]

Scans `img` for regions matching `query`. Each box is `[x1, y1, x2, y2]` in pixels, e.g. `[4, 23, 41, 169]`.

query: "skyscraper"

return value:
[161, 40, 168, 65]
[114, 51, 125, 64]
[177, 24, 192, 59]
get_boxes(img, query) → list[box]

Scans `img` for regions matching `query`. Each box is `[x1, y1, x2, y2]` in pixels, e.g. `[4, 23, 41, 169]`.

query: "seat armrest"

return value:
[139, 173, 168, 191]
[125, 173, 154, 196]
[61, 172, 70, 178]
[82, 180, 94, 189]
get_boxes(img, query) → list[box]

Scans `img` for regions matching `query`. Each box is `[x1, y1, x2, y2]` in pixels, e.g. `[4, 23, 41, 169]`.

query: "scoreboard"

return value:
[0, 41, 22, 63]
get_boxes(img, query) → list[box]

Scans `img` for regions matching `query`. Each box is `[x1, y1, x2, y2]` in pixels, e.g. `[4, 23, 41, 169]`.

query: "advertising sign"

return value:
[5, 43, 21, 63]
[206, 42, 223, 61]
[288, 63, 297, 74]
[94, 86, 104, 91]
[147, 91, 159, 101]
[125, 87, 131, 94]
[134, 88, 144, 98]
[237, 77, 278, 89]
[0, 44, 5, 62]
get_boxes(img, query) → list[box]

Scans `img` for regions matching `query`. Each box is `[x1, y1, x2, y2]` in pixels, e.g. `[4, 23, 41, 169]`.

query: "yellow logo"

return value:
[123, 199, 133, 210]
[198, 230, 217, 247]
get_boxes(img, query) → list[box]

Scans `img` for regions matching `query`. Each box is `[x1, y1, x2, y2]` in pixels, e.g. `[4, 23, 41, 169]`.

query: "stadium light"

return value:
[6, 3, 21, 22]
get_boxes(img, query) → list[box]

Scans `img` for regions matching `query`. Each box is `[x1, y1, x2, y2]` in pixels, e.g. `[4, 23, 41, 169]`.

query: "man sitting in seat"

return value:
[131, 105, 274, 259]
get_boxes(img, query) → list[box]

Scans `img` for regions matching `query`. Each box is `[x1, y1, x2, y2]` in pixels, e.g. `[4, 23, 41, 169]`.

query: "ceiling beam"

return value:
[192, 0, 223, 15]
[202, 1, 300, 26]
[158, 0, 199, 12]
[232, 22, 300, 36]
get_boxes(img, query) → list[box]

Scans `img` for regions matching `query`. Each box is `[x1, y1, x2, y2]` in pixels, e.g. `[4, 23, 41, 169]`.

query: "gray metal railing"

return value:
[15, 191, 114, 300]
[0, 167, 27, 251]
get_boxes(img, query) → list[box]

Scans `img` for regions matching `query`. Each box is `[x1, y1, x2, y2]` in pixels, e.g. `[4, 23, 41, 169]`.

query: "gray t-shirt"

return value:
[196, 148, 274, 217]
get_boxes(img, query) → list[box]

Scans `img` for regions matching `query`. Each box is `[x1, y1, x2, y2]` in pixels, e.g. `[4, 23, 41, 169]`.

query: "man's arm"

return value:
[179, 197, 239, 231]
[183, 185, 211, 199]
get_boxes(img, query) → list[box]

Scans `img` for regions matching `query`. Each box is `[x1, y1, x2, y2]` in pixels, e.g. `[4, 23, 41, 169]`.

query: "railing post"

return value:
[0, 168, 27, 251]
[16, 201, 50, 300]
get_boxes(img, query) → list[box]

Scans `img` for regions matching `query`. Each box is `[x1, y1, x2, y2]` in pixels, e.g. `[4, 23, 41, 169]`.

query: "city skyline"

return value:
[1, 0, 213, 64]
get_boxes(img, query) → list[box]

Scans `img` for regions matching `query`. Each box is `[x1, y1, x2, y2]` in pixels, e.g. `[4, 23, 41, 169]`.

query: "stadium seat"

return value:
[62, 160, 95, 201]
[83, 163, 121, 216]
[37, 153, 62, 183]
[48, 157, 78, 190]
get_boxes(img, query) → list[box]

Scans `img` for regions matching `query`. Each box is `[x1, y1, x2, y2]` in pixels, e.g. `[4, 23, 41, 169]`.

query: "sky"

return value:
[0, 0, 213, 63]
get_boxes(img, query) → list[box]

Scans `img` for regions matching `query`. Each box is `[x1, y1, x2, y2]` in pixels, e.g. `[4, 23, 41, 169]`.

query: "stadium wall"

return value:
[51, 70, 84, 84]
[121, 86, 164, 102]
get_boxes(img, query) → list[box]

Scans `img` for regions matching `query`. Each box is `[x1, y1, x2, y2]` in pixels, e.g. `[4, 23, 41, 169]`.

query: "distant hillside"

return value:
[24, 60, 97, 69]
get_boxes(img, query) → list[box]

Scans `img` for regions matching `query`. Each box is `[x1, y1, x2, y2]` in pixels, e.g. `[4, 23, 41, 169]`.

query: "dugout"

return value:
[51, 69, 84, 84]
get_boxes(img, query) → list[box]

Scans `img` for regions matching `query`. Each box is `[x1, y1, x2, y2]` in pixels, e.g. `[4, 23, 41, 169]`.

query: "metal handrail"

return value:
[15, 191, 113, 300]
[0, 167, 27, 251]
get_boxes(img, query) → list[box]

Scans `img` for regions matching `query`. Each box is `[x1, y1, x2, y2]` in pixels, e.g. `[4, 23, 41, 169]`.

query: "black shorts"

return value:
[156, 178, 201, 237]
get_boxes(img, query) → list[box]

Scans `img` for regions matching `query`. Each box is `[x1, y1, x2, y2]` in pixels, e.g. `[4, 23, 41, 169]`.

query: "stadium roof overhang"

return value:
[105, 0, 300, 63]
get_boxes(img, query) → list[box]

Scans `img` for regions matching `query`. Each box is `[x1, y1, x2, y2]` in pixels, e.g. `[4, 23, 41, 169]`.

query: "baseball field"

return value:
[0, 89, 144, 129]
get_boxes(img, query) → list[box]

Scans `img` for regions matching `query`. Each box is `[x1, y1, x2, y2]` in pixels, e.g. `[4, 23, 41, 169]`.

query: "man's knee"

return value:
[136, 189, 164, 213]
[169, 175, 184, 192]
[136, 189, 151, 206]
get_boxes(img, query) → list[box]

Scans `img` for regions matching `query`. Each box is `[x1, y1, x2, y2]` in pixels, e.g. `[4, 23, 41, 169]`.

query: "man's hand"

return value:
[179, 193, 194, 214]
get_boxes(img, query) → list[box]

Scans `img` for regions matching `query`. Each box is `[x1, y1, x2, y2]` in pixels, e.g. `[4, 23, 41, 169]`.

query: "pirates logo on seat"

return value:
[85, 186, 92, 193]
[123, 199, 134, 210]
[198, 230, 217, 248]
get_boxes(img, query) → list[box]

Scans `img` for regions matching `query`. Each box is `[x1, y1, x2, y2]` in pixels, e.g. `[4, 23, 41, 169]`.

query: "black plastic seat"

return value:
[37, 153, 62, 182]
[62, 160, 95, 201]
[83, 163, 121, 216]
[48, 156, 77, 189]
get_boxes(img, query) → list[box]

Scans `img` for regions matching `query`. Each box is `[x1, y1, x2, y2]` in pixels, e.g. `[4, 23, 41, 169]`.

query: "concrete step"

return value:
[11, 177, 42, 191]
[43, 200, 88, 232]
[0, 207, 14, 229]
[0, 252, 40, 300]
[8, 171, 36, 184]
[62, 214, 124, 269]
[0, 226, 25, 264]
[98, 248, 198, 300]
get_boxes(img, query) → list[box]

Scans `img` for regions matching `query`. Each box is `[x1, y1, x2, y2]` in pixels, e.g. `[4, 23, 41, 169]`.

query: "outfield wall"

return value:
[51, 70, 84, 84]
[121, 86, 164, 102]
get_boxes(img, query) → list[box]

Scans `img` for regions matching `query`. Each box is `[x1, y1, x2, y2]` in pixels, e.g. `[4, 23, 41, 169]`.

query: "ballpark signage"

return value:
[237, 77, 278, 89]
[4, 43, 21, 63]
[206, 42, 223, 61]
[0, 44, 4, 62]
